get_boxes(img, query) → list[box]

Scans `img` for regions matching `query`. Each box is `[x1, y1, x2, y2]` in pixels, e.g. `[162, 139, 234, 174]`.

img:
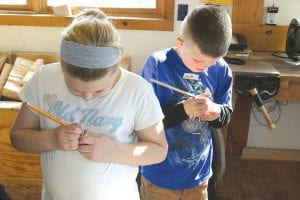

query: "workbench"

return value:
[227, 52, 300, 158]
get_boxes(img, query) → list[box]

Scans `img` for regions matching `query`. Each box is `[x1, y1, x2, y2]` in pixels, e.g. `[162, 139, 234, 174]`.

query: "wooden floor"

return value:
[1, 156, 300, 200]
[221, 155, 300, 200]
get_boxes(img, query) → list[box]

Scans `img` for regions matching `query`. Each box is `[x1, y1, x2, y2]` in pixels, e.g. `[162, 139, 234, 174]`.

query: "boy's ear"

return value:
[176, 37, 184, 48]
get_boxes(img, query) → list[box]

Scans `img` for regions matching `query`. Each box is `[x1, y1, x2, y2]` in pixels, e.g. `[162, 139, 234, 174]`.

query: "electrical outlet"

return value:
[177, 4, 188, 21]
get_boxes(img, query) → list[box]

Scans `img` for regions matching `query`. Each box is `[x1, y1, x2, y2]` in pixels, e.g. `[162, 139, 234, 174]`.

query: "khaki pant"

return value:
[140, 176, 208, 200]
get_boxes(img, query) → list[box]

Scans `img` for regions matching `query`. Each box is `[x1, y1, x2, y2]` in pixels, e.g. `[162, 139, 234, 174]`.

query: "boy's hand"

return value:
[53, 123, 82, 151]
[183, 93, 221, 121]
[78, 131, 117, 162]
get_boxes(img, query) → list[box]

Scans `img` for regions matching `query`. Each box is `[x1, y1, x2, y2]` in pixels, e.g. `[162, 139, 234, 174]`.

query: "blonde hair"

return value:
[61, 9, 122, 81]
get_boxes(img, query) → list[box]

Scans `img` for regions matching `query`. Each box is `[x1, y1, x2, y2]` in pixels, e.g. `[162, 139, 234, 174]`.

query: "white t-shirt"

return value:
[19, 63, 164, 200]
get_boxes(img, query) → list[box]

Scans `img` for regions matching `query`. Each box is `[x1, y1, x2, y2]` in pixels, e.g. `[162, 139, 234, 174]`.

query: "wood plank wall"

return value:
[232, 0, 288, 52]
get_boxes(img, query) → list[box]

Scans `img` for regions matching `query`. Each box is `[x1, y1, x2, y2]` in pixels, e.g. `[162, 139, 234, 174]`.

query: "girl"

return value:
[10, 9, 167, 200]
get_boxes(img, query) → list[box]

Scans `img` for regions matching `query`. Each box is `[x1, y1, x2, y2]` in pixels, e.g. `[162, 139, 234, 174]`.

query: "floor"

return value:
[221, 155, 300, 200]
[1, 156, 299, 200]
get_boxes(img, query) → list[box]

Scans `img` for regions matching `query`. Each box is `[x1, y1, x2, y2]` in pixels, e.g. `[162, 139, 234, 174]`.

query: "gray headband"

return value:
[60, 39, 121, 69]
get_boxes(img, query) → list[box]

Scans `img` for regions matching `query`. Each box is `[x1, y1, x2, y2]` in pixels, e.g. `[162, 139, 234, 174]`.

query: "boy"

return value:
[141, 5, 233, 200]
[10, 9, 168, 200]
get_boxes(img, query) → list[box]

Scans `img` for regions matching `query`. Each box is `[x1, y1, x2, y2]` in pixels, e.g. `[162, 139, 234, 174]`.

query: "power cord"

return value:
[252, 99, 288, 127]
[227, 99, 288, 155]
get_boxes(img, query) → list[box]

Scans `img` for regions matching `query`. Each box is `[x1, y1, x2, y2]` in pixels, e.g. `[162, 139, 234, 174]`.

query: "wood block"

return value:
[22, 71, 35, 83]
[2, 57, 43, 100]
[29, 59, 43, 71]
[53, 4, 72, 17]
[10, 52, 59, 64]
[0, 53, 8, 73]
[2, 81, 21, 100]
[12, 57, 34, 76]
[9, 57, 35, 88]
[22, 59, 43, 83]
[7, 75, 24, 86]
[8, 69, 24, 79]
[0, 63, 13, 96]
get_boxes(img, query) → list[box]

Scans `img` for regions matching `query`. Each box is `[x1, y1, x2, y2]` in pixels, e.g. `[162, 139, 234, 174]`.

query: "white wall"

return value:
[0, 0, 300, 149]
[264, 0, 300, 25]
[248, 101, 300, 150]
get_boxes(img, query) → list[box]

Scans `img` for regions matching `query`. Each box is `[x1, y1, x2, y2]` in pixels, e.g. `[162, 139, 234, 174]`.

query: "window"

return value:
[0, 0, 28, 11]
[0, 0, 174, 31]
[0, 0, 26, 5]
[47, 0, 156, 9]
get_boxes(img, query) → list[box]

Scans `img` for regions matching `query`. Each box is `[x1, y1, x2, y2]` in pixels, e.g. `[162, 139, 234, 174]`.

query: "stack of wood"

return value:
[0, 54, 43, 101]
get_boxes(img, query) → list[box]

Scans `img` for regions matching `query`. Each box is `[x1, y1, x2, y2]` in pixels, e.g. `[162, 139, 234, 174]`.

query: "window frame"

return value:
[0, 0, 174, 31]
[0, 0, 37, 12]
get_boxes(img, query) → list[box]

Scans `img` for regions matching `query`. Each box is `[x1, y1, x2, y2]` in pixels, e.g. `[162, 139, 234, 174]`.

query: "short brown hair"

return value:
[181, 5, 232, 57]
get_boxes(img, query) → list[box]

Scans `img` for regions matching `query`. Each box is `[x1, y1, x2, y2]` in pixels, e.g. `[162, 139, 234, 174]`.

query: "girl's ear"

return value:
[176, 37, 184, 48]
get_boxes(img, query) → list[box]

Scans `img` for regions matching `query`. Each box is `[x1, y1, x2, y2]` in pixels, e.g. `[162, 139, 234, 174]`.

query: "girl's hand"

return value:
[78, 131, 117, 162]
[53, 123, 82, 151]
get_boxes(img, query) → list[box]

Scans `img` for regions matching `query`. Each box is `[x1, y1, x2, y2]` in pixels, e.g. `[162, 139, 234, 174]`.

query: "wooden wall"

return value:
[232, 0, 288, 52]
[0, 103, 42, 199]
